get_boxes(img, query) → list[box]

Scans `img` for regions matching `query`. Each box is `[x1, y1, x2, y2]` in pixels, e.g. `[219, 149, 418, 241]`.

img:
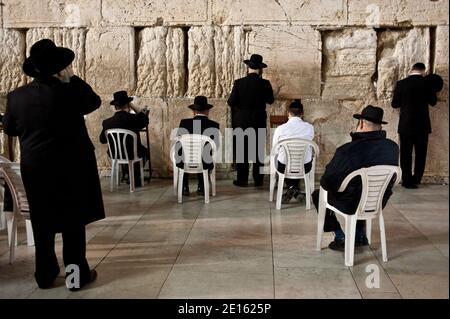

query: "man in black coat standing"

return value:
[99, 91, 149, 187]
[312, 106, 399, 251]
[176, 96, 220, 196]
[392, 62, 437, 188]
[227, 54, 274, 187]
[2, 39, 105, 290]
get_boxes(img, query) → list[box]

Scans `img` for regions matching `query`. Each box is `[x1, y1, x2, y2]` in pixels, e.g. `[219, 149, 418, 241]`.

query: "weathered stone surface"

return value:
[434, 26, 449, 102]
[26, 28, 87, 79]
[101, 0, 208, 26]
[212, 0, 347, 25]
[376, 28, 430, 99]
[247, 26, 321, 99]
[3, 0, 101, 27]
[187, 26, 246, 98]
[85, 27, 135, 95]
[348, 0, 449, 26]
[0, 29, 26, 94]
[136, 27, 185, 98]
[322, 28, 377, 100]
[426, 102, 449, 178]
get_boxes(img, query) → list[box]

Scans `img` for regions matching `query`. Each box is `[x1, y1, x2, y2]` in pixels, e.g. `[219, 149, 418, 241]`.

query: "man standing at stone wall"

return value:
[392, 63, 438, 189]
[227, 54, 274, 187]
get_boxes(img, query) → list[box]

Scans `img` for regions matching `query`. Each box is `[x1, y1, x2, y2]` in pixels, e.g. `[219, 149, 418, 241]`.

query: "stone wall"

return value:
[0, 0, 448, 182]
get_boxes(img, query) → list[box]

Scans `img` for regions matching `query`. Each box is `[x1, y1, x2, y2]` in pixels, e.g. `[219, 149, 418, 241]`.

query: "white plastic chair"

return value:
[170, 134, 217, 204]
[0, 158, 34, 264]
[106, 129, 144, 193]
[269, 138, 319, 210]
[316, 165, 401, 267]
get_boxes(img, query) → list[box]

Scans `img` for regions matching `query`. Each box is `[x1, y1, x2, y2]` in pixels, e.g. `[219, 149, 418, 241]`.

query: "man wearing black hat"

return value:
[392, 62, 440, 189]
[272, 99, 315, 203]
[227, 54, 274, 187]
[311, 106, 399, 251]
[99, 91, 149, 187]
[176, 96, 220, 196]
[2, 39, 105, 290]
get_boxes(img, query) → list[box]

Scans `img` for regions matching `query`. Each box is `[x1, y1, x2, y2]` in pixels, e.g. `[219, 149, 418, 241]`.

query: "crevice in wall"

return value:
[0, 1, 4, 29]
[319, 30, 330, 98]
[429, 26, 437, 73]
[372, 27, 386, 88]
[181, 26, 190, 97]
[133, 27, 145, 95]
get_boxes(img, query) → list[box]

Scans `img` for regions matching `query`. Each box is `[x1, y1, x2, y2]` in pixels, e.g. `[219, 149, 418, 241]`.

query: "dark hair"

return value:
[288, 99, 303, 116]
[412, 62, 426, 71]
[114, 103, 129, 110]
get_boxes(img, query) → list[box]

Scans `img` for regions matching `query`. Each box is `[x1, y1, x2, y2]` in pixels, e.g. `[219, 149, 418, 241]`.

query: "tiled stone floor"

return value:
[0, 179, 448, 299]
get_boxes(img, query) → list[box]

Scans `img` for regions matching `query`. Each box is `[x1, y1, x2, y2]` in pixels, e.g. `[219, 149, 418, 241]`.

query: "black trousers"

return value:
[400, 134, 429, 185]
[234, 129, 265, 185]
[34, 225, 90, 288]
[176, 162, 214, 189]
[312, 189, 365, 233]
[276, 161, 313, 190]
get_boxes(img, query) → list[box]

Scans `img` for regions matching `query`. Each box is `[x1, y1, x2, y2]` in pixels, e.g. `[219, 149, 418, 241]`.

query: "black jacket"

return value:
[392, 74, 437, 135]
[227, 73, 274, 128]
[100, 111, 149, 158]
[321, 131, 399, 215]
[3, 75, 105, 232]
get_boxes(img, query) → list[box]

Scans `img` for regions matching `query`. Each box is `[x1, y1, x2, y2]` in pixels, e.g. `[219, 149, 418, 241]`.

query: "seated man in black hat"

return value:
[312, 105, 399, 251]
[175, 96, 220, 196]
[100, 91, 149, 187]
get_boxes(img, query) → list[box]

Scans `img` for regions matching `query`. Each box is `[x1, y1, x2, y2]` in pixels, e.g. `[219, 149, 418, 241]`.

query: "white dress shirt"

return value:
[272, 117, 314, 165]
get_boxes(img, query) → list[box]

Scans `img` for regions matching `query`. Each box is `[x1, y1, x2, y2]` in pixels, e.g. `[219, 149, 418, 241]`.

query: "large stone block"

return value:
[136, 27, 185, 98]
[26, 28, 87, 79]
[101, 0, 208, 26]
[212, 0, 347, 25]
[376, 28, 430, 99]
[348, 0, 449, 26]
[3, 0, 101, 27]
[247, 26, 321, 99]
[434, 26, 449, 102]
[322, 28, 377, 100]
[85, 27, 135, 95]
[426, 102, 449, 178]
[0, 29, 26, 95]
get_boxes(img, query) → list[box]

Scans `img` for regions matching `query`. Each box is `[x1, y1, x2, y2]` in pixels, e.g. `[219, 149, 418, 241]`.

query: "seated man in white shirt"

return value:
[272, 99, 314, 203]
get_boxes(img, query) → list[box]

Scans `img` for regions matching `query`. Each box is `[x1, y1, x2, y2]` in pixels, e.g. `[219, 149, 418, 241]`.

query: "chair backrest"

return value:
[337, 165, 402, 218]
[171, 134, 217, 173]
[0, 163, 30, 214]
[271, 138, 319, 178]
[105, 129, 139, 161]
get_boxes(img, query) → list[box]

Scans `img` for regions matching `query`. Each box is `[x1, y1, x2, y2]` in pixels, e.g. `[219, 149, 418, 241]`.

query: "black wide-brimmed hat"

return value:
[188, 96, 213, 111]
[110, 91, 134, 107]
[425, 73, 444, 93]
[353, 105, 388, 125]
[23, 39, 75, 78]
[244, 54, 267, 70]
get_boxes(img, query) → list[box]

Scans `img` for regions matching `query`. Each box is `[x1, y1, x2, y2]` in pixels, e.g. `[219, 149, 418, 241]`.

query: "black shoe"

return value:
[183, 187, 190, 196]
[68, 270, 98, 292]
[197, 187, 205, 196]
[36, 268, 60, 289]
[282, 187, 298, 204]
[233, 180, 249, 187]
[402, 183, 418, 189]
[295, 191, 306, 202]
[355, 236, 369, 247]
[254, 181, 264, 187]
[328, 239, 345, 251]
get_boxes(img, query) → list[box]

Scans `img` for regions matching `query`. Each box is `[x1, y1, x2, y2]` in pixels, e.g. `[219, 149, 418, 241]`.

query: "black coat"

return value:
[99, 111, 149, 158]
[392, 75, 437, 135]
[227, 73, 274, 129]
[320, 131, 399, 215]
[2, 75, 105, 232]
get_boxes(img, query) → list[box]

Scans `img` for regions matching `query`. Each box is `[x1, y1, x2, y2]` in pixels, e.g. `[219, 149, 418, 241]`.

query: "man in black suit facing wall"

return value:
[392, 63, 437, 189]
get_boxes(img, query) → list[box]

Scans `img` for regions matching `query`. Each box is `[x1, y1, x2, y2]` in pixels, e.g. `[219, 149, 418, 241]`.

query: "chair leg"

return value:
[115, 162, 120, 186]
[203, 170, 210, 204]
[276, 174, 285, 210]
[9, 213, 17, 264]
[304, 175, 311, 210]
[366, 219, 372, 245]
[25, 219, 34, 246]
[345, 216, 357, 267]
[178, 170, 184, 204]
[5, 211, 17, 247]
[110, 160, 116, 192]
[316, 190, 326, 251]
[129, 161, 135, 193]
[140, 160, 144, 187]
[269, 172, 276, 202]
[379, 213, 388, 262]
[173, 167, 179, 196]
[210, 168, 216, 197]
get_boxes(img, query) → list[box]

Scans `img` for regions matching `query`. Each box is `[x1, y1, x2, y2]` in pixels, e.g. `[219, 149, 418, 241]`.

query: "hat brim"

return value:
[244, 60, 268, 69]
[353, 114, 388, 125]
[23, 47, 75, 78]
[188, 104, 214, 111]
[110, 97, 134, 106]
